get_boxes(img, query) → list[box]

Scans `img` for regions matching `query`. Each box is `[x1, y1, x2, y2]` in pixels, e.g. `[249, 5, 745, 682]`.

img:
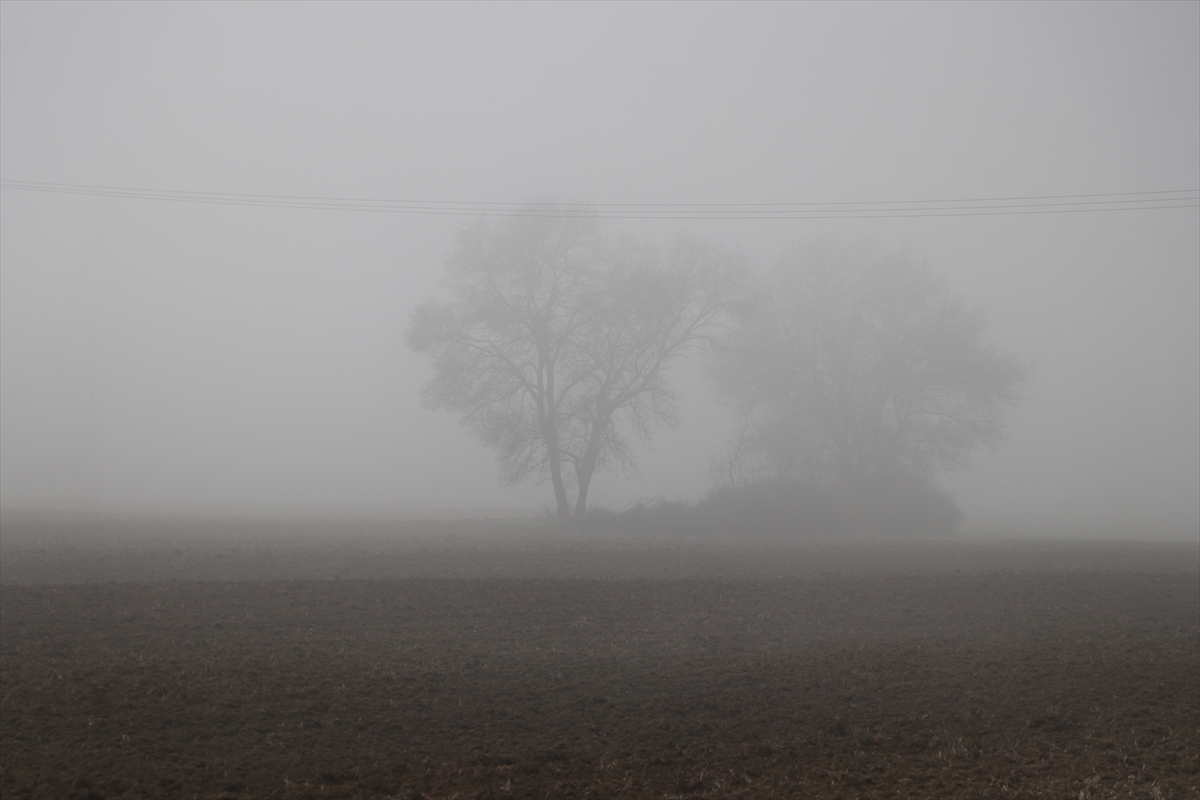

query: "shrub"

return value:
[834, 473, 963, 538]
[596, 475, 962, 539]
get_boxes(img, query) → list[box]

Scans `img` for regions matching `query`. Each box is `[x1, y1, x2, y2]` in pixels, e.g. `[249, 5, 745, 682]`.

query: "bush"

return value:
[584, 497, 696, 536]
[696, 481, 849, 538]
[595, 475, 962, 539]
[835, 473, 963, 538]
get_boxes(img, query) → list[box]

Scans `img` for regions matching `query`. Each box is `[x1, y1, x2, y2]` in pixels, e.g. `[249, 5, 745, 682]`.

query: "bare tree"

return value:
[408, 208, 744, 517]
[707, 413, 768, 490]
[711, 236, 1028, 490]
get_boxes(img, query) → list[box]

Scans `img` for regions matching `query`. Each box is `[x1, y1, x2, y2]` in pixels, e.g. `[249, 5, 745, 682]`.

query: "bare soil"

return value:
[1, 517, 1197, 799]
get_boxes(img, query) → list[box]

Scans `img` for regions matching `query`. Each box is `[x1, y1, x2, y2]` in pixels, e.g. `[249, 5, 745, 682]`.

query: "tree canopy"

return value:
[710, 237, 1028, 492]
[408, 209, 744, 517]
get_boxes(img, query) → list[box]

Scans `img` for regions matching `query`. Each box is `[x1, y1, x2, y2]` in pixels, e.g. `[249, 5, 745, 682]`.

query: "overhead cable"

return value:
[1, 180, 1196, 220]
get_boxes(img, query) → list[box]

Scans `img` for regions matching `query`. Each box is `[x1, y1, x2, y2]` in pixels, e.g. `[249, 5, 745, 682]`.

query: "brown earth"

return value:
[1, 517, 1197, 799]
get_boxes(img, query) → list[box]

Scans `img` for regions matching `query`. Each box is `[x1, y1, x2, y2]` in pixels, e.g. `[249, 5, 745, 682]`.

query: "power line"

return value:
[1, 179, 1196, 220]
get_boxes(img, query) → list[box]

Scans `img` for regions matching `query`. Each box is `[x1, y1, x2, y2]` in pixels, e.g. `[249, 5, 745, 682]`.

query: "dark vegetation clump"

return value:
[840, 472, 965, 538]
[686, 481, 849, 538]
[589, 475, 963, 538]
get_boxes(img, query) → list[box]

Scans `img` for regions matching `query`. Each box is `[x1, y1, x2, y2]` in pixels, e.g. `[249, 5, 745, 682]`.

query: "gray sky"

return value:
[2, 1, 1197, 535]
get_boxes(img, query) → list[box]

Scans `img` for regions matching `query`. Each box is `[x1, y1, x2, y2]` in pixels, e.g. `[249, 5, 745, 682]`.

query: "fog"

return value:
[1, 2, 1197, 538]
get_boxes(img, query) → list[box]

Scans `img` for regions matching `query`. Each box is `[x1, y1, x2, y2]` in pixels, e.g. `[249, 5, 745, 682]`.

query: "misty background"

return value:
[1, 1, 1197, 538]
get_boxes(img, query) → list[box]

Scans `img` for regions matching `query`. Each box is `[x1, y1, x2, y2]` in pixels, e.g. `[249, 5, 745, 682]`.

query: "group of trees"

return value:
[408, 207, 1028, 530]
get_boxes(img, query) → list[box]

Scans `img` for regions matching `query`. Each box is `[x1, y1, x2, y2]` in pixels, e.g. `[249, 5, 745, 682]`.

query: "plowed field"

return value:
[2, 519, 1197, 799]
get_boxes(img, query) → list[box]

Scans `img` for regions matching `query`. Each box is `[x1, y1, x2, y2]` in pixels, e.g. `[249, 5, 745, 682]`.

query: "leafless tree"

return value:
[711, 236, 1028, 490]
[408, 208, 744, 517]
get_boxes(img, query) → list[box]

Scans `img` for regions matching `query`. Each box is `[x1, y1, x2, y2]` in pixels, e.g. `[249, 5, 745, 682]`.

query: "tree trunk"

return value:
[544, 420, 571, 517]
[542, 362, 572, 518]
[573, 462, 594, 518]
[549, 451, 571, 517]
[572, 423, 605, 518]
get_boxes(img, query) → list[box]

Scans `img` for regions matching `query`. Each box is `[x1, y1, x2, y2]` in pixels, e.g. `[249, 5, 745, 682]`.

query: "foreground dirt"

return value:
[1, 529, 1197, 799]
